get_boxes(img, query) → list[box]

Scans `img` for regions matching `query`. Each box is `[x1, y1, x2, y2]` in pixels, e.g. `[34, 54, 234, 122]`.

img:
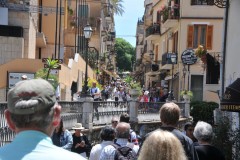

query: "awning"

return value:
[221, 78, 240, 112]
[112, 72, 119, 78]
[102, 69, 114, 77]
[102, 69, 119, 78]
[160, 64, 172, 70]
[146, 71, 161, 76]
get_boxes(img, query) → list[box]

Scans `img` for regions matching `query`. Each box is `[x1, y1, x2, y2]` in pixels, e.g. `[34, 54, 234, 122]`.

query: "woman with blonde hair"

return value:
[138, 130, 187, 160]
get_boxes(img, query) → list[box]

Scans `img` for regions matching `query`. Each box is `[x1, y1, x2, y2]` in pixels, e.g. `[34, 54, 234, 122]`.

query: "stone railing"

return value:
[0, 99, 190, 147]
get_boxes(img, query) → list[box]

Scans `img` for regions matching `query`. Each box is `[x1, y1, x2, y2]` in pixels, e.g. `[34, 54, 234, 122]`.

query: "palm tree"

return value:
[111, 0, 124, 16]
[45, 58, 60, 80]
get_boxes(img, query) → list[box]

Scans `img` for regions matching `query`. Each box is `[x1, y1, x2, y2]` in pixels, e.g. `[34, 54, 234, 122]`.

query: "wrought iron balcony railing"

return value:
[145, 23, 160, 38]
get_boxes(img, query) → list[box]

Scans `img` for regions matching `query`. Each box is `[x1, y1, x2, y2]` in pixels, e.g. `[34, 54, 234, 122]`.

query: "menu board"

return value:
[181, 49, 198, 65]
[8, 72, 35, 89]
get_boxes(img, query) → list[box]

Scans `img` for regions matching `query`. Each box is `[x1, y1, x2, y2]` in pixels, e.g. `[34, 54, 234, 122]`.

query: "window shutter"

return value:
[206, 25, 213, 50]
[187, 25, 194, 48]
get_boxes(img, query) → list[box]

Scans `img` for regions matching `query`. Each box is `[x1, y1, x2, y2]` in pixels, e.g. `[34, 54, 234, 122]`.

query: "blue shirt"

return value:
[0, 130, 86, 160]
[52, 129, 73, 150]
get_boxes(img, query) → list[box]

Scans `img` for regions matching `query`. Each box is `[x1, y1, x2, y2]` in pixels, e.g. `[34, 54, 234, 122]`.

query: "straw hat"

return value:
[21, 75, 27, 80]
[72, 123, 85, 130]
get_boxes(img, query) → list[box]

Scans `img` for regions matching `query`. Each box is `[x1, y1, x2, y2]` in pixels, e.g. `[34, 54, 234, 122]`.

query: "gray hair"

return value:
[9, 103, 56, 132]
[193, 121, 213, 142]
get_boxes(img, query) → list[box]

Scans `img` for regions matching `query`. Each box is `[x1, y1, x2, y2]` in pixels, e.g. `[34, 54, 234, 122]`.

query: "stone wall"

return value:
[0, 36, 24, 65]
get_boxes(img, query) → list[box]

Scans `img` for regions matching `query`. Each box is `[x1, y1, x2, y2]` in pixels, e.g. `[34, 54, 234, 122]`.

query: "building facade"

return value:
[0, 0, 116, 101]
[136, 0, 224, 102]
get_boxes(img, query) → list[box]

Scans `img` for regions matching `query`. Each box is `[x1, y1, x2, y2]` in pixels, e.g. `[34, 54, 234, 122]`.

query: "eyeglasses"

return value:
[112, 121, 118, 124]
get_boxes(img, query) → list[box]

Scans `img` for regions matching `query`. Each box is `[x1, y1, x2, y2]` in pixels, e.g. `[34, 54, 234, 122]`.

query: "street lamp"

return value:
[82, 24, 93, 96]
[167, 53, 177, 101]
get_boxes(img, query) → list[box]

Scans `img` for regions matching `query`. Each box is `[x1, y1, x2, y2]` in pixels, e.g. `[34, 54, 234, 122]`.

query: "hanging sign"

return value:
[181, 49, 197, 65]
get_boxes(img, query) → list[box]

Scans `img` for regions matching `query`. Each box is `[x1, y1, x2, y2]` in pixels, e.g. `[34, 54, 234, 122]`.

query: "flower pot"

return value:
[183, 94, 190, 102]
[130, 89, 140, 100]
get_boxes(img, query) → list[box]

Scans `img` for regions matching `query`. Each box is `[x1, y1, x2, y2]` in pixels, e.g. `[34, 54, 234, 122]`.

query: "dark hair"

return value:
[184, 122, 194, 131]
[120, 113, 130, 123]
[100, 126, 115, 141]
[57, 119, 63, 137]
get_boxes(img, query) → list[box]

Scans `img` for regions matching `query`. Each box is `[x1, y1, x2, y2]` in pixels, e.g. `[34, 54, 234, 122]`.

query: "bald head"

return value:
[116, 122, 130, 139]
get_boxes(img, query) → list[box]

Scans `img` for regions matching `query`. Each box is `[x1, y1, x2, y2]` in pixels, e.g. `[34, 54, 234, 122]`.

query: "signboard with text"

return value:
[181, 49, 197, 65]
[8, 72, 35, 89]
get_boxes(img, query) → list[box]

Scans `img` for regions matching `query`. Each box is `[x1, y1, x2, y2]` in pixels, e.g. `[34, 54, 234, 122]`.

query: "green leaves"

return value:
[111, 0, 125, 16]
[35, 58, 60, 89]
[190, 101, 218, 125]
[46, 58, 60, 70]
[115, 38, 135, 71]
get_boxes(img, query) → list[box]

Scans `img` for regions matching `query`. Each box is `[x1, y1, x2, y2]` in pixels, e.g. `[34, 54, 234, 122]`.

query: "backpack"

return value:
[111, 143, 137, 160]
[128, 129, 138, 145]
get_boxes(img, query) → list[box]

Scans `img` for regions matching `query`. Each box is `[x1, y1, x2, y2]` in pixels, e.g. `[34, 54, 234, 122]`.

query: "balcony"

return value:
[161, 7, 180, 29]
[36, 32, 47, 48]
[145, 23, 160, 41]
[160, 52, 172, 70]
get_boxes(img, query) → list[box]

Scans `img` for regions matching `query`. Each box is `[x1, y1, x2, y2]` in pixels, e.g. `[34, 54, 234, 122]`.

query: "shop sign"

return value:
[181, 49, 197, 65]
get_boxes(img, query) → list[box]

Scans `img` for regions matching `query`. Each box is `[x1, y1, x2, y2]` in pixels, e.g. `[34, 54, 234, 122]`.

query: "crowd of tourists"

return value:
[0, 78, 226, 160]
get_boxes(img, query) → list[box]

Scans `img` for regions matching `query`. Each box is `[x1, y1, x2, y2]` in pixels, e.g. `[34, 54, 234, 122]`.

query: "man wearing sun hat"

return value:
[71, 123, 92, 158]
[21, 74, 28, 80]
[0, 78, 86, 160]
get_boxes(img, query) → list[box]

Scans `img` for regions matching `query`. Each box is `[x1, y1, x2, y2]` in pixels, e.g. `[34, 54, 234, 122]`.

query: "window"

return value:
[157, 11, 161, 24]
[191, 0, 208, 5]
[172, 31, 178, 53]
[77, 36, 86, 54]
[78, 5, 89, 18]
[193, 25, 207, 48]
[187, 25, 213, 50]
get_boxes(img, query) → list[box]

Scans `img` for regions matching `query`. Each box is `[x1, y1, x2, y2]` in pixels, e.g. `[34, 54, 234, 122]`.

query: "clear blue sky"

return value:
[114, 0, 145, 47]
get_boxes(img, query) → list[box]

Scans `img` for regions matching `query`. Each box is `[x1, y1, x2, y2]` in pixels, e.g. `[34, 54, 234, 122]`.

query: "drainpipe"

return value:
[39, 0, 42, 59]
[58, 0, 62, 59]
[54, 0, 59, 59]
[221, 0, 229, 99]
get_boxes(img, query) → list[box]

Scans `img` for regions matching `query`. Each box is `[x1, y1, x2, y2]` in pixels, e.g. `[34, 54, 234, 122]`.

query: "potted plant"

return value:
[160, 5, 169, 23]
[124, 76, 142, 99]
[195, 45, 207, 63]
[180, 90, 193, 101]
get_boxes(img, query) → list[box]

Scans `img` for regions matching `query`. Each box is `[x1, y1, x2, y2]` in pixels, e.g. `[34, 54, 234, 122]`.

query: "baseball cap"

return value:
[7, 79, 56, 115]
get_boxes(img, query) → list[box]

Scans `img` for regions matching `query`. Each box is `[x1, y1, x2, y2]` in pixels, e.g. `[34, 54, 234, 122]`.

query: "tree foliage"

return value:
[212, 116, 240, 160]
[111, 0, 124, 16]
[190, 101, 240, 159]
[115, 38, 135, 72]
[35, 58, 60, 89]
[190, 101, 218, 125]
[35, 68, 59, 89]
